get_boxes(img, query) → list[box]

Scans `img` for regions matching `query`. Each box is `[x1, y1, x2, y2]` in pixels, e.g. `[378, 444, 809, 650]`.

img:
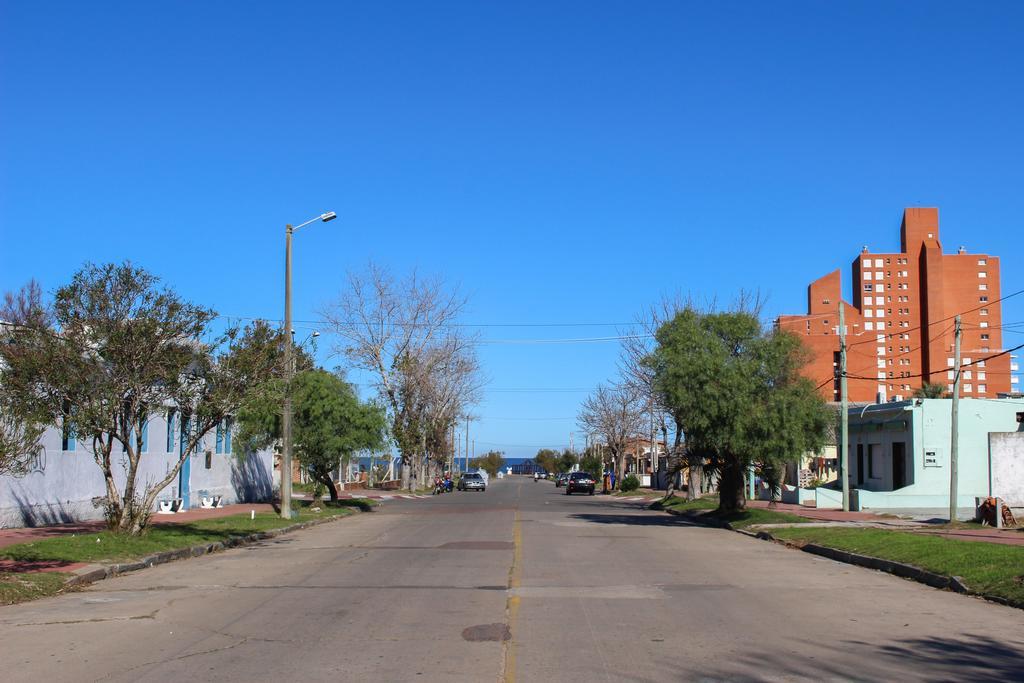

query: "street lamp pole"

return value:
[281, 211, 336, 519]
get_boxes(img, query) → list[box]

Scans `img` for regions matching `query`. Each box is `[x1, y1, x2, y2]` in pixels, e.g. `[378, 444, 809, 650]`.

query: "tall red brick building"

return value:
[778, 208, 1011, 402]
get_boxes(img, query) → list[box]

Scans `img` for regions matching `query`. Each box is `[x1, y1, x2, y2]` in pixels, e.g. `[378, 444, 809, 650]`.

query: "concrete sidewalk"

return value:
[744, 499, 1024, 546]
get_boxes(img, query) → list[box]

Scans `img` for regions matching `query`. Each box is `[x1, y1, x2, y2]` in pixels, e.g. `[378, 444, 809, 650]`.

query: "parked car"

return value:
[458, 472, 487, 492]
[565, 472, 595, 495]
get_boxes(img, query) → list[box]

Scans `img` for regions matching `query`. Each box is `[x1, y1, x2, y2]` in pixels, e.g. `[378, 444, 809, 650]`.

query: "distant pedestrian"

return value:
[610, 470, 617, 491]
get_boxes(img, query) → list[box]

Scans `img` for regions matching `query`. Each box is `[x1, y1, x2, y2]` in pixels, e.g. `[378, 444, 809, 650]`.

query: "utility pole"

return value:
[649, 388, 656, 483]
[839, 302, 850, 512]
[465, 416, 469, 474]
[949, 315, 962, 523]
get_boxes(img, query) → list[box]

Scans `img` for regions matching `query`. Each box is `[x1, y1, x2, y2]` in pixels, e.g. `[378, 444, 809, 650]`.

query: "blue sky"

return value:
[2, 1, 1022, 459]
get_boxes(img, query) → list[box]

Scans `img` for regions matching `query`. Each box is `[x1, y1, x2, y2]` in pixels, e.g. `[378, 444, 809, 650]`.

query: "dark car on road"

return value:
[565, 472, 595, 495]
[555, 473, 569, 487]
[458, 472, 486, 492]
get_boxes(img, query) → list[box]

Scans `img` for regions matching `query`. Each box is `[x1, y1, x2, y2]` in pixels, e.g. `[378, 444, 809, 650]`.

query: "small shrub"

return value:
[620, 474, 640, 492]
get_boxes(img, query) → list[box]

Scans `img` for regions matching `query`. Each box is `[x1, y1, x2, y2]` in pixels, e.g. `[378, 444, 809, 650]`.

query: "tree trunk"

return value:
[717, 456, 746, 512]
[401, 459, 411, 491]
[687, 455, 703, 502]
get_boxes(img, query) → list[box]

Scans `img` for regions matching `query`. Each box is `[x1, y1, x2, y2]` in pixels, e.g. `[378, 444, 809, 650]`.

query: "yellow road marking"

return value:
[503, 508, 522, 683]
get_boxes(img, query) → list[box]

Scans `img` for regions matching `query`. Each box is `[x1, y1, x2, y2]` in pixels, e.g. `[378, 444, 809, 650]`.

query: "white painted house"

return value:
[0, 410, 274, 528]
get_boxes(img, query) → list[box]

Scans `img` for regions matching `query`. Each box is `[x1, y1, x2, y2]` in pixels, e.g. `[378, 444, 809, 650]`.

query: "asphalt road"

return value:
[2, 477, 1023, 682]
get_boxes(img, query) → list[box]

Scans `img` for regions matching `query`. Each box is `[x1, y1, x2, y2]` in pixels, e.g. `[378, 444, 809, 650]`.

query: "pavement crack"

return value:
[13, 610, 158, 627]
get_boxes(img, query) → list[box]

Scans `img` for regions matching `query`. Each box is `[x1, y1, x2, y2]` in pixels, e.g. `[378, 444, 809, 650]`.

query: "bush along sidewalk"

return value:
[651, 495, 1024, 610]
[0, 499, 376, 606]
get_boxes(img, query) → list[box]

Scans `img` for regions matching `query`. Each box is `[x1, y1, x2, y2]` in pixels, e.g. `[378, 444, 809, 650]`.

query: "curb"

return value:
[64, 508, 364, 588]
[652, 502, 1023, 610]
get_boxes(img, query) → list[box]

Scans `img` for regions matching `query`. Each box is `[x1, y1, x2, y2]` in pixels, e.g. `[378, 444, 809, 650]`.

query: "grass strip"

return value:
[653, 496, 811, 528]
[770, 526, 1024, 604]
[0, 499, 372, 566]
[0, 571, 73, 606]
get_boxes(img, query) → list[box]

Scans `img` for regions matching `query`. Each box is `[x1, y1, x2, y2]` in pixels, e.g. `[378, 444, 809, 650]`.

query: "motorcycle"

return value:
[433, 477, 446, 495]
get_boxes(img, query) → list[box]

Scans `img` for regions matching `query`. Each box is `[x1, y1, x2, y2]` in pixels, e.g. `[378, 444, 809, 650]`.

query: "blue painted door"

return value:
[179, 418, 191, 508]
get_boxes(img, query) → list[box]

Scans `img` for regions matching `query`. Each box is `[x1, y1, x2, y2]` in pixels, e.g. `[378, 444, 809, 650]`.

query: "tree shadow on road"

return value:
[568, 512, 706, 528]
[687, 633, 1024, 681]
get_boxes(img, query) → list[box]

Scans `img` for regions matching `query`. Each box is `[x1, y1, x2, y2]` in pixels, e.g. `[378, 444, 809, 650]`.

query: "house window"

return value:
[865, 309, 873, 318]
[979, 284, 988, 291]
[140, 412, 149, 454]
[979, 384, 987, 393]
[166, 409, 176, 452]
[864, 271, 873, 281]
[978, 259, 987, 265]
[875, 309, 885, 318]
[980, 321, 988, 328]
[964, 384, 973, 393]
[864, 284, 874, 292]
[865, 322, 874, 331]
[877, 346, 886, 356]
[980, 296, 989, 302]
[978, 271, 987, 278]
[864, 296, 873, 306]
[215, 418, 233, 454]
[981, 334, 989, 341]
[978, 371, 986, 380]
[874, 259, 884, 268]
[980, 308, 988, 316]
[62, 420, 76, 452]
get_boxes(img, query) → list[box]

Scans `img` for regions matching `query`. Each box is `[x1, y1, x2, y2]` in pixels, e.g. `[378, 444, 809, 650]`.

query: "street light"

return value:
[281, 211, 335, 519]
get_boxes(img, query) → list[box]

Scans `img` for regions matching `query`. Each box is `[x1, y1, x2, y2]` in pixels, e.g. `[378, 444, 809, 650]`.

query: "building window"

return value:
[978, 371, 986, 380]
[863, 260, 872, 269]
[62, 420, 76, 452]
[980, 321, 988, 328]
[875, 309, 885, 318]
[979, 284, 988, 291]
[865, 321, 874, 331]
[877, 346, 885, 356]
[979, 384, 987, 393]
[964, 384, 973, 393]
[980, 296, 988, 302]
[979, 271, 987, 278]
[864, 296, 873, 306]
[864, 284, 874, 292]
[166, 409, 176, 452]
[980, 308, 988, 316]
[864, 271, 873, 281]
[978, 259, 987, 265]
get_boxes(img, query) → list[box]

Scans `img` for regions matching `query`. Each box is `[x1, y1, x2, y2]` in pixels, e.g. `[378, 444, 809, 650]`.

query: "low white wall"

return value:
[990, 432, 1024, 507]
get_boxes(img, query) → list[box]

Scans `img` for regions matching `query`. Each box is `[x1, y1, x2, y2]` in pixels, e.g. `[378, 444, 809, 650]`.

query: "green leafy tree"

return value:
[534, 448, 559, 474]
[578, 445, 603, 477]
[647, 307, 830, 512]
[470, 450, 505, 477]
[0, 264, 283, 534]
[236, 369, 385, 502]
[913, 382, 948, 398]
[557, 448, 577, 473]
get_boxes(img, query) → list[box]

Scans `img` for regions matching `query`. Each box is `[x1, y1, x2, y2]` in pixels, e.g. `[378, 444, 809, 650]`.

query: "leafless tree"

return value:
[577, 383, 645, 484]
[321, 264, 482, 490]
